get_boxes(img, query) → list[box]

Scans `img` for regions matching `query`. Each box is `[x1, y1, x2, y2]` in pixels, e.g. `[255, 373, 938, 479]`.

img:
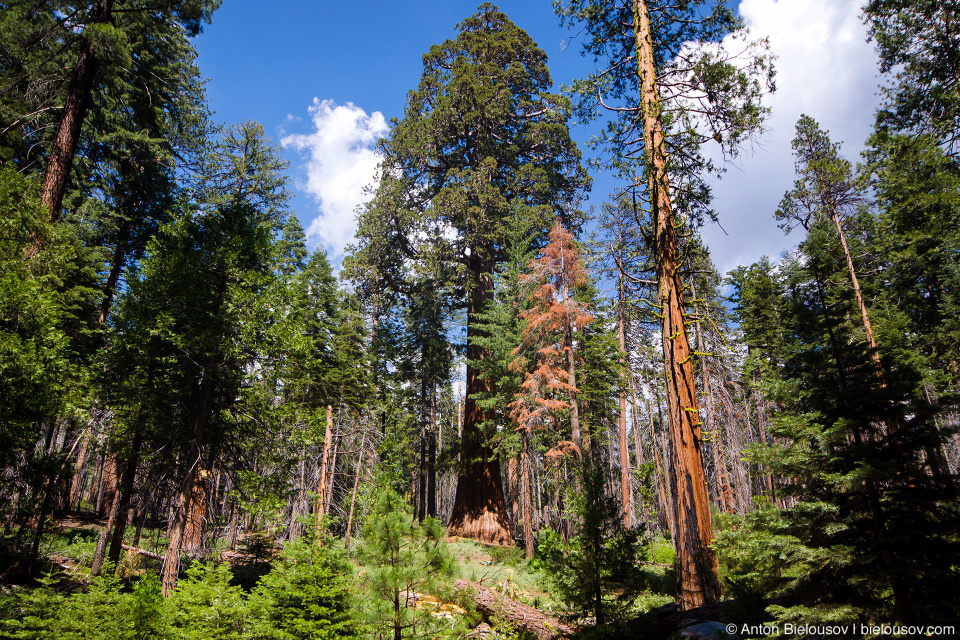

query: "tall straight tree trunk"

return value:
[316, 405, 334, 525]
[98, 220, 132, 326]
[108, 432, 142, 563]
[448, 259, 512, 544]
[182, 468, 208, 552]
[633, 0, 720, 608]
[90, 458, 123, 576]
[618, 278, 634, 527]
[427, 387, 437, 518]
[69, 430, 91, 511]
[418, 382, 427, 521]
[521, 425, 534, 558]
[40, 0, 114, 223]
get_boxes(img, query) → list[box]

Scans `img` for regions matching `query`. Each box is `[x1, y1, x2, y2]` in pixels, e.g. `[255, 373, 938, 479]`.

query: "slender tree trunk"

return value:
[633, 0, 719, 608]
[521, 425, 534, 558]
[325, 418, 340, 517]
[344, 433, 366, 549]
[69, 430, 91, 511]
[98, 220, 132, 326]
[419, 383, 427, 521]
[39, 0, 114, 224]
[618, 280, 634, 527]
[648, 391, 674, 537]
[228, 503, 239, 551]
[316, 405, 334, 524]
[108, 435, 141, 563]
[831, 213, 881, 369]
[508, 455, 519, 535]
[427, 387, 437, 518]
[91, 459, 123, 576]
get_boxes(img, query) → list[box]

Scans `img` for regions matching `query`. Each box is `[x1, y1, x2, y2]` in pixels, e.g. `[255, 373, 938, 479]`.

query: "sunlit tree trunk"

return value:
[618, 275, 634, 527]
[316, 404, 334, 524]
[40, 0, 114, 223]
[633, 0, 720, 607]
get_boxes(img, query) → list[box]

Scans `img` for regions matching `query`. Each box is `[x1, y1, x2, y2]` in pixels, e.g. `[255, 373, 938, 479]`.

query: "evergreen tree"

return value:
[726, 234, 960, 627]
[345, 3, 589, 545]
[863, 0, 960, 153]
[357, 488, 459, 640]
[556, 0, 774, 607]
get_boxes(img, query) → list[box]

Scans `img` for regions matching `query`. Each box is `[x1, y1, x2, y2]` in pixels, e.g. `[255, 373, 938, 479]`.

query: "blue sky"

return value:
[191, 0, 883, 278]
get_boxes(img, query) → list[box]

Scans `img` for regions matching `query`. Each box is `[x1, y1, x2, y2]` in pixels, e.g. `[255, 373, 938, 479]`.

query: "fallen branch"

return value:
[121, 544, 163, 561]
[454, 579, 573, 640]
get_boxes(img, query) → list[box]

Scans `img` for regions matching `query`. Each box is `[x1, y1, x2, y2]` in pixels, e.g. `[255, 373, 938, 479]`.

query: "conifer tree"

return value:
[557, 0, 774, 607]
[346, 3, 589, 545]
[357, 488, 458, 640]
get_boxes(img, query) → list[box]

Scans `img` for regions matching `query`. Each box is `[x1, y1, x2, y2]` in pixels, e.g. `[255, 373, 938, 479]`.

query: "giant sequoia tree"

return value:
[346, 3, 588, 544]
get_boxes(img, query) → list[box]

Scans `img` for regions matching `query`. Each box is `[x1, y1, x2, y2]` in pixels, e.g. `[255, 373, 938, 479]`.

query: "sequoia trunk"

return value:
[448, 261, 512, 544]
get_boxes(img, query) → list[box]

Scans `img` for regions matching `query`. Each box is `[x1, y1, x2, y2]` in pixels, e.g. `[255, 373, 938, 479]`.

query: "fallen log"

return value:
[454, 579, 573, 640]
[120, 544, 163, 561]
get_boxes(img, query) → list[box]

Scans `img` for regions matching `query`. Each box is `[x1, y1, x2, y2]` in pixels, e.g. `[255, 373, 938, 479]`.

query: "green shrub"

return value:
[247, 534, 357, 639]
[169, 563, 247, 640]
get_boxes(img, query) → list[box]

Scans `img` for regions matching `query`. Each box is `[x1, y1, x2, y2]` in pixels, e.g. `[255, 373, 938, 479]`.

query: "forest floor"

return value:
[0, 515, 742, 639]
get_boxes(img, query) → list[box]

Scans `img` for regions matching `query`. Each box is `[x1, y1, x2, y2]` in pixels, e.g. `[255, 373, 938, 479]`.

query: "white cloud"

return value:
[282, 99, 389, 257]
[701, 0, 881, 275]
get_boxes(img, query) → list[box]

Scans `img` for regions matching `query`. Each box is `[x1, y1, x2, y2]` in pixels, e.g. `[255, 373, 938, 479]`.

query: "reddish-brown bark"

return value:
[448, 265, 513, 545]
[40, 0, 114, 223]
[633, 0, 720, 608]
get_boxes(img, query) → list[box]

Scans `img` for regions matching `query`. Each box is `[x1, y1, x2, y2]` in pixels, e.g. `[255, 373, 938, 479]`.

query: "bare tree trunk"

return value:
[646, 384, 673, 537]
[107, 444, 140, 563]
[633, 0, 719, 608]
[508, 455, 519, 535]
[69, 429, 91, 511]
[316, 405, 334, 525]
[228, 503, 239, 551]
[521, 425, 534, 558]
[618, 281, 634, 527]
[344, 433, 366, 549]
[325, 415, 340, 518]
[91, 460, 123, 576]
[428, 388, 437, 518]
[181, 468, 208, 553]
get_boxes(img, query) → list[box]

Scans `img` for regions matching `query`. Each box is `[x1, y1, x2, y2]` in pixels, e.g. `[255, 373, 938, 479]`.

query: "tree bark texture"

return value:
[448, 265, 513, 544]
[182, 468, 209, 552]
[344, 433, 366, 549]
[40, 0, 114, 222]
[90, 459, 122, 576]
[316, 404, 334, 524]
[633, 0, 720, 608]
[521, 426, 534, 558]
[455, 580, 573, 639]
